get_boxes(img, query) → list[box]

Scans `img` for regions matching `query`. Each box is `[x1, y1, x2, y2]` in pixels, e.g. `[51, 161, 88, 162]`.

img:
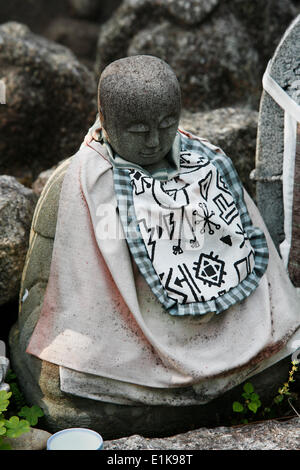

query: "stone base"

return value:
[9, 323, 295, 440]
[104, 417, 300, 450]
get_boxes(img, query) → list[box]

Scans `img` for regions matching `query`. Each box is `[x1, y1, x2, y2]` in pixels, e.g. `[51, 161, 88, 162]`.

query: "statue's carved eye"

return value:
[159, 116, 177, 129]
[127, 124, 149, 133]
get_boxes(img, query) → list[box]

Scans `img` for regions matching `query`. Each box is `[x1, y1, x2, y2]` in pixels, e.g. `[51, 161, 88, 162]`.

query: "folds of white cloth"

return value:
[26, 140, 300, 405]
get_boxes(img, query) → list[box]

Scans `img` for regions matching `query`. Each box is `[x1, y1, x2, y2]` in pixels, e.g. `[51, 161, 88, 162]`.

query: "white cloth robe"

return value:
[26, 139, 300, 405]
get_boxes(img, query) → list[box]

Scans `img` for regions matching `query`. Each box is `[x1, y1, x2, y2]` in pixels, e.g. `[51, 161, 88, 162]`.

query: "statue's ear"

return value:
[99, 108, 110, 141]
[99, 106, 105, 128]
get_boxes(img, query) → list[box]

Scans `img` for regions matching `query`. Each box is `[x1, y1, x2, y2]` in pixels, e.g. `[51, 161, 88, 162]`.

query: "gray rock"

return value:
[31, 158, 68, 196]
[104, 417, 300, 450]
[128, 16, 259, 111]
[0, 0, 71, 35]
[3, 428, 52, 451]
[0, 176, 37, 306]
[96, 0, 297, 111]
[180, 108, 258, 197]
[254, 15, 300, 269]
[32, 168, 58, 197]
[68, 0, 102, 18]
[44, 17, 100, 69]
[150, 0, 220, 25]
[228, 0, 299, 65]
[0, 22, 97, 182]
[68, 0, 122, 21]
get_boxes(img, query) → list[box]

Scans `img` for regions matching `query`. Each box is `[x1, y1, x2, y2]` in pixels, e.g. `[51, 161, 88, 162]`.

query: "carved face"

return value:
[100, 63, 181, 167]
[104, 102, 180, 166]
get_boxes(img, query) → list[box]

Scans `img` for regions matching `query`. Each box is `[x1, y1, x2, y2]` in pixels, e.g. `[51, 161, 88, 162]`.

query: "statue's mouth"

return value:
[141, 149, 161, 156]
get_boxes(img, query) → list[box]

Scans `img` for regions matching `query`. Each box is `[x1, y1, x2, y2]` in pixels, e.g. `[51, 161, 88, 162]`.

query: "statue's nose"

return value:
[146, 128, 159, 148]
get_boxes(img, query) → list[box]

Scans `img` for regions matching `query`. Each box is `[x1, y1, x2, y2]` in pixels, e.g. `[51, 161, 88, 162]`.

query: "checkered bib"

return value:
[113, 133, 268, 315]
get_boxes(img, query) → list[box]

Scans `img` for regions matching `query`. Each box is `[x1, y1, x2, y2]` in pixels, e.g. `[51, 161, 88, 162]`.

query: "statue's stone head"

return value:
[98, 55, 181, 166]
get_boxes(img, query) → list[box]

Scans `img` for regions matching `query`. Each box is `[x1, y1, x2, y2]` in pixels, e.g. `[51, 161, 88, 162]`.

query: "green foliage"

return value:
[273, 394, 284, 405]
[232, 382, 262, 419]
[0, 392, 30, 449]
[4, 416, 30, 439]
[5, 370, 27, 411]
[0, 369, 44, 450]
[4, 370, 17, 382]
[18, 405, 44, 426]
[0, 418, 7, 435]
[232, 401, 244, 413]
[243, 382, 254, 395]
[0, 390, 11, 413]
[232, 361, 299, 425]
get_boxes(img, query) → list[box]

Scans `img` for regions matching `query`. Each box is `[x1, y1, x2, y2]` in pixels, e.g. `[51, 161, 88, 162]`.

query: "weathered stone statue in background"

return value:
[0, 340, 10, 393]
[9, 55, 300, 438]
[253, 14, 300, 287]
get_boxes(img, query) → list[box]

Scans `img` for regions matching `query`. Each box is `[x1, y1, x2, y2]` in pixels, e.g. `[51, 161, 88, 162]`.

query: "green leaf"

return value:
[242, 392, 251, 400]
[243, 383, 254, 394]
[18, 406, 44, 426]
[250, 393, 260, 402]
[4, 416, 30, 438]
[248, 401, 259, 413]
[5, 369, 17, 383]
[233, 401, 244, 412]
[274, 394, 284, 404]
[0, 419, 7, 436]
[0, 391, 12, 412]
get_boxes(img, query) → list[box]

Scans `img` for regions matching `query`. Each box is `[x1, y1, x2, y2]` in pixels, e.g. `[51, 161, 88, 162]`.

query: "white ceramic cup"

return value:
[47, 428, 104, 450]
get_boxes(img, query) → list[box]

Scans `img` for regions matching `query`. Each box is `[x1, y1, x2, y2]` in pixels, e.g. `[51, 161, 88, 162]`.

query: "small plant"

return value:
[0, 390, 30, 450]
[232, 382, 262, 423]
[18, 405, 44, 427]
[4, 369, 27, 411]
[0, 369, 45, 450]
[273, 360, 298, 405]
[232, 360, 299, 425]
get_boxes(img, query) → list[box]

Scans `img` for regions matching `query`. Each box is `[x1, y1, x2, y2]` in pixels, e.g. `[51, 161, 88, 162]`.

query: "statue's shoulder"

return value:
[32, 143, 112, 239]
[32, 158, 72, 239]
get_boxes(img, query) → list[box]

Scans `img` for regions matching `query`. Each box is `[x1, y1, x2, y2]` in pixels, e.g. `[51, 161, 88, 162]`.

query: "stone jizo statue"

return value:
[10, 55, 300, 436]
[0, 340, 10, 393]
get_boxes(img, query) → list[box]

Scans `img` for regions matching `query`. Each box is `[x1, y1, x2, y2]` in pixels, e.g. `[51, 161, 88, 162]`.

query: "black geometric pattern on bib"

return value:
[193, 251, 226, 288]
[213, 193, 239, 225]
[129, 149, 256, 304]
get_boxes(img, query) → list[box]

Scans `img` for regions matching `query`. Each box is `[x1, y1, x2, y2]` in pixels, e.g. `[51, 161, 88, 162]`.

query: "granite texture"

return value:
[0, 22, 97, 182]
[68, 0, 122, 20]
[96, 0, 298, 111]
[44, 17, 100, 69]
[98, 56, 181, 167]
[103, 418, 300, 450]
[0, 176, 37, 306]
[254, 16, 300, 257]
